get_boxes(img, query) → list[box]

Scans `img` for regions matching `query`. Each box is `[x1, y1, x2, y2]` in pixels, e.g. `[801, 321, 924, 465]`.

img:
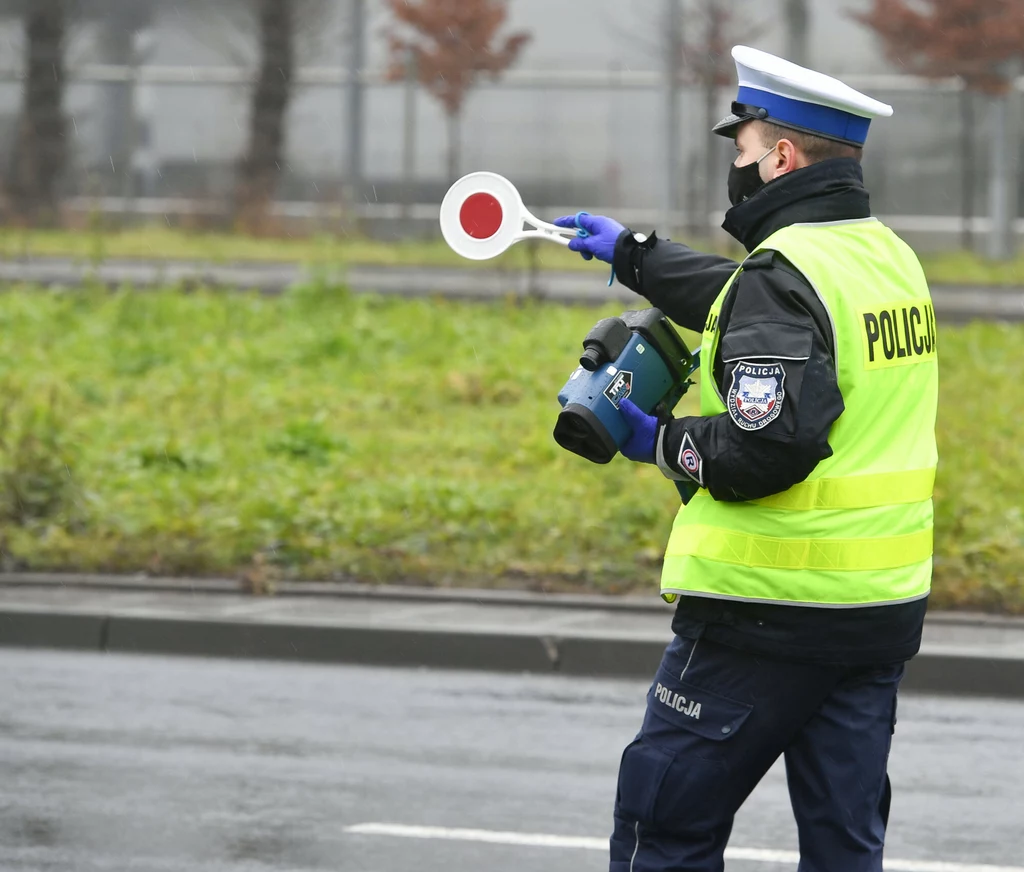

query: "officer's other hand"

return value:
[618, 398, 658, 464]
[553, 213, 626, 264]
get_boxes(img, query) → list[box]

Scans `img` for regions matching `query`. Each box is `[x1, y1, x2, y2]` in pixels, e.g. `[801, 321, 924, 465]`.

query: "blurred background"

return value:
[1, 5, 1023, 871]
[0, 0, 1022, 254]
[0, 0, 1018, 615]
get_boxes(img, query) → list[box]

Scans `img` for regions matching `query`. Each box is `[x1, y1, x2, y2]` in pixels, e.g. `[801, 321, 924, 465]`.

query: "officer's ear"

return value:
[772, 138, 803, 177]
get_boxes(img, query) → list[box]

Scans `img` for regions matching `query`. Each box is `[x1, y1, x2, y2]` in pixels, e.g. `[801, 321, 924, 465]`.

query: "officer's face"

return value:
[733, 122, 774, 181]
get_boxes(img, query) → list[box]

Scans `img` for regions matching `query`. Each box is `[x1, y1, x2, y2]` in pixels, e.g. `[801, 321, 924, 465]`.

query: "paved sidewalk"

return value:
[1, 574, 1023, 699]
[1, 257, 1023, 320]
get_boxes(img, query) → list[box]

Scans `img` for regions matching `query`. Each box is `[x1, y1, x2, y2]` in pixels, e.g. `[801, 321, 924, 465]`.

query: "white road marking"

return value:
[346, 823, 605, 850]
[343, 823, 1024, 872]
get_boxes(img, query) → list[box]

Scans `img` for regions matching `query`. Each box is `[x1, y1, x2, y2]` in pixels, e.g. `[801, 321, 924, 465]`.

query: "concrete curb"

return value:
[2, 606, 1024, 698]
[905, 648, 1024, 700]
[2, 574, 1024, 698]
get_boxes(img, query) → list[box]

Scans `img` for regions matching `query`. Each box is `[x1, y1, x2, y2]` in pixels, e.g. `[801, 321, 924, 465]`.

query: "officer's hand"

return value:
[618, 398, 658, 464]
[553, 213, 626, 264]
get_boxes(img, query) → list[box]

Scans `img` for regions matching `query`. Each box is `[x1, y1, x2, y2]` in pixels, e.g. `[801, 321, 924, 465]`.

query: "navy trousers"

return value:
[610, 635, 903, 872]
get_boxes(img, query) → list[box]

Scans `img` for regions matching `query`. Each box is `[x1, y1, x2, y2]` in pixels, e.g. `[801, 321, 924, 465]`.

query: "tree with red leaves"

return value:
[385, 0, 531, 181]
[856, 0, 1024, 94]
[855, 0, 1024, 252]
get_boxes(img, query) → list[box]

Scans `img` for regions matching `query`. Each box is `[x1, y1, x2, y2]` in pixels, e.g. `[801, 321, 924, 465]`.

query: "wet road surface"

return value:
[1, 649, 1022, 871]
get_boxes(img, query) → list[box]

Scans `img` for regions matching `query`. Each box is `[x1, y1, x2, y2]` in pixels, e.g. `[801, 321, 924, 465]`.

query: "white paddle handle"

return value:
[516, 229, 573, 247]
[519, 207, 578, 247]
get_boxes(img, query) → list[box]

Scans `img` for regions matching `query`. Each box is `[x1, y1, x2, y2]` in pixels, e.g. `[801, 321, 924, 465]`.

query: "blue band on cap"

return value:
[737, 86, 871, 144]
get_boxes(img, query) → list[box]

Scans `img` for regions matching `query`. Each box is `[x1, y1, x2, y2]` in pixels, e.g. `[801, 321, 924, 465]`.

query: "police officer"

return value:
[554, 46, 938, 872]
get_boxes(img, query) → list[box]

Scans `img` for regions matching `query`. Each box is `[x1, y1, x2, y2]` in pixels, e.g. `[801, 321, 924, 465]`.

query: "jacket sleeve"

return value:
[612, 231, 739, 333]
[655, 254, 846, 502]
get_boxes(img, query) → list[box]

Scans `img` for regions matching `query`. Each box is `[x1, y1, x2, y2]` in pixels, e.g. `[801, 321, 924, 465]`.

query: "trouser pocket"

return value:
[615, 664, 754, 834]
[616, 738, 674, 826]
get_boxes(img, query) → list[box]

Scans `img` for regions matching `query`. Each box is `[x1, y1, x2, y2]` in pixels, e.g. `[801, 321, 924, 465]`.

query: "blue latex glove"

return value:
[553, 213, 626, 264]
[618, 398, 658, 464]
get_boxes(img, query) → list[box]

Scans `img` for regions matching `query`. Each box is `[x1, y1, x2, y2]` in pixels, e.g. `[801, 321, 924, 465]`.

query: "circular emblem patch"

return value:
[726, 360, 787, 432]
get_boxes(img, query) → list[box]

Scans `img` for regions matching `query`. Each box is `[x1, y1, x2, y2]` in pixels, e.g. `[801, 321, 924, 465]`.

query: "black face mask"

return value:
[727, 146, 776, 206]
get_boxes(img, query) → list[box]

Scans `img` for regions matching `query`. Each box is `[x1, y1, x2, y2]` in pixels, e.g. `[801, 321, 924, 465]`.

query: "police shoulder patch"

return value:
[726, 360, 786, 431]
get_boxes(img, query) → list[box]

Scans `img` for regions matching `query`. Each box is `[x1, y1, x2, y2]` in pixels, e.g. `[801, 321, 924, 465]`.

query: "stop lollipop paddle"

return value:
[440, 172, 584, 261]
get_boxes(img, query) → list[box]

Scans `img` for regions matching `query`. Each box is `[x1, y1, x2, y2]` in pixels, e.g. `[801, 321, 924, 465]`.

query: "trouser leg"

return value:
[610, 812, 733, 872]
[784, 663, 904, 872]
[610, 635, 841, 872]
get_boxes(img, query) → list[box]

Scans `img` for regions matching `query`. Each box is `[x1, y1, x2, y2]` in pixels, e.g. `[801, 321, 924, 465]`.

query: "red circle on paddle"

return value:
[459, 192, 504, 239]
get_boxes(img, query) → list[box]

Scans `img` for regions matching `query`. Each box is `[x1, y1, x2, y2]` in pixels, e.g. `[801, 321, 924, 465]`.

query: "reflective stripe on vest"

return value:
[660, 555, 934, 607]
[661, 219, 938, 607]
[666, 525, 932, 571]
[752, 467, 935, 511]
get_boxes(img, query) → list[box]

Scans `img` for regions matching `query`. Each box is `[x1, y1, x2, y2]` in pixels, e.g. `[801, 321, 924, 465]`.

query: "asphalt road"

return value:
[1, 650, 1022, 872]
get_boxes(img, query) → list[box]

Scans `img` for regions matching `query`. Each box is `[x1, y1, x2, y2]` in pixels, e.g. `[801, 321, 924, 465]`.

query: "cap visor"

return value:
[712, 113, 746, 139]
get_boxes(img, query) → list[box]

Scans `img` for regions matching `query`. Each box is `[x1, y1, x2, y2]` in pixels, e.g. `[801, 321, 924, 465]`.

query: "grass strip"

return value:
[0, 284, 1019, 610]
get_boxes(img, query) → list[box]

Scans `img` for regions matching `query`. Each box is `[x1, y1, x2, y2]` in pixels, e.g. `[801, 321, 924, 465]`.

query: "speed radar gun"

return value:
[439, 172, 698, 473]
[554, 310, 696, 465]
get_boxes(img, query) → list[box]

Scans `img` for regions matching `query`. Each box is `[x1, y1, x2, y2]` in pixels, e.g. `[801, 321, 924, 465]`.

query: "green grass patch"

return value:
[918, 249, 1024, 286]
[5, 225, 1024, 287]
[0, 285, 1020, 610]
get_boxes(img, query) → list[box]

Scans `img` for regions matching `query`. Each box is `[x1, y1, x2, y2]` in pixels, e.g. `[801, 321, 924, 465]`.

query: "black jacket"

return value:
[613, 158, 927, 666]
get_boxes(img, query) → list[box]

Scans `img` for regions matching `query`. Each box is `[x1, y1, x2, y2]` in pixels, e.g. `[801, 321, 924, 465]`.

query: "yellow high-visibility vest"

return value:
[662, 219, 938, 607]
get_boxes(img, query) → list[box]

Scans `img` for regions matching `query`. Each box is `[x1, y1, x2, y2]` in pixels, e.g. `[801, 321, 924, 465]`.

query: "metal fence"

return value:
[1, 61, 1022, 250]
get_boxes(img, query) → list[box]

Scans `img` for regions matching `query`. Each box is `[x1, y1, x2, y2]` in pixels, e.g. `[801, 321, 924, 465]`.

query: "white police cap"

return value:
[713, 46, 893, 147]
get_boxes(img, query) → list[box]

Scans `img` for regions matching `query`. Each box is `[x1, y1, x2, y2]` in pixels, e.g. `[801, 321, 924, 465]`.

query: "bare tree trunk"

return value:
[8, 0, 67, 226]
[783, 0, 810, 67]
[237, 0, 294, 232]
[401, 48, 418, 222]
[446, 110, 462, 181]
[663, 0, 682, 233]
[702, 79, 717, 240]
[986, 90, 1018, 261]
[960, 87, 974, 251]
[345, 0, 366, 208]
